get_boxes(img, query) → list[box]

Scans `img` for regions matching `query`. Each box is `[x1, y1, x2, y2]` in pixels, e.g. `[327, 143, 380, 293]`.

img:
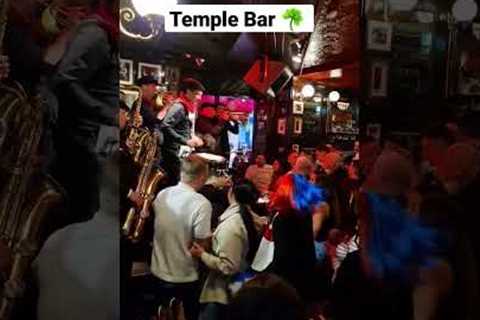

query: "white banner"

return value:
[162, 5, 314, 33]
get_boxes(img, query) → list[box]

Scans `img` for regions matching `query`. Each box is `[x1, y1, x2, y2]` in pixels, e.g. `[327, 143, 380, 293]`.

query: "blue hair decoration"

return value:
[366, 192, 442, 280]
[292, 174, 326, 214]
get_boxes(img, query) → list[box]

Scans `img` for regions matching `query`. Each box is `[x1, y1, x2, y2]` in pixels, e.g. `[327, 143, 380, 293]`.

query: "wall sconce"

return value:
[120, 0, 178, 40]
[120, 7, 161, 40]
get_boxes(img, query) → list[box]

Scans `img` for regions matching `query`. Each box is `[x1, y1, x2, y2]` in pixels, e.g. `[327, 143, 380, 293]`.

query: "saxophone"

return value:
[122, 122, 165, 242]
[122, 130, 165, 242]
[124, 85, 149, 162]
[0, 1, 63, 317]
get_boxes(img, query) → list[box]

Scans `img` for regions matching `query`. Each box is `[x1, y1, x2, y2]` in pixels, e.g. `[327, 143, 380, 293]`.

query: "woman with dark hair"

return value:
[269, 159, 287, 191]
[190, 181, 261, 320]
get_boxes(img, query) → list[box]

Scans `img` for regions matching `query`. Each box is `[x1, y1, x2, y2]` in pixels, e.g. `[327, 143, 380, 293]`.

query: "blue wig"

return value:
[366, 192, 442, 280]
[292, 174, 327, 215]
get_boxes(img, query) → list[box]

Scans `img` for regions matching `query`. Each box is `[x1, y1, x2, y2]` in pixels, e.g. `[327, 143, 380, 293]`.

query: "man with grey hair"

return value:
[150, 154, 212, 320]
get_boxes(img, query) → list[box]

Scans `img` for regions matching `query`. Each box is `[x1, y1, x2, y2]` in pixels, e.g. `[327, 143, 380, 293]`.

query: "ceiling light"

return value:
[313, 95, 323, 102]
[132, 0, 177, 16]
[328, 91, 340, 102]
[452, 0, 478, 22]
[329, 68, 343, 78]
[301, 84, 315, 98]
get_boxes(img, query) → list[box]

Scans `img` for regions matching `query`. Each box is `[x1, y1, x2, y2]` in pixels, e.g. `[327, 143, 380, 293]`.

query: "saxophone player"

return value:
[134, 75, 162, 131]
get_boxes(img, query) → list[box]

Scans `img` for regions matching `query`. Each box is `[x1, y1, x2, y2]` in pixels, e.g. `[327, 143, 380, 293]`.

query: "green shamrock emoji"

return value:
[282, 8, 303, 32]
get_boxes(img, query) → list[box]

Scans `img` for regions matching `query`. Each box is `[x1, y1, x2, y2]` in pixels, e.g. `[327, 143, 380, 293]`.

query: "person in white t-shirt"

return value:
[245, 154, 274, 194]
[151, 154, 212, 320]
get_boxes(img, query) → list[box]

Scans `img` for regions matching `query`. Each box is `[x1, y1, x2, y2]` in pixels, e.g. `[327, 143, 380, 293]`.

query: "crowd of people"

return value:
[132, 103, 480, 320]
[1, 1, 479, 319]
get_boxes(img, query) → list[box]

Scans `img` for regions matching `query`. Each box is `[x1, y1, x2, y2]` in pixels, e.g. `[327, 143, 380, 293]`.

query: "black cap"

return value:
[136, 75, 158, 86]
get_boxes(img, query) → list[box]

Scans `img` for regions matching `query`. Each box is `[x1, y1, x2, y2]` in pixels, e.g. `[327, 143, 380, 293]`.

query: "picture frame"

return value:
[292, 144, 300, 153]
[138, 62, 163, 81]
[277, 118, 287, 135]
[292, 101, 304, 115]
[293, 117, 303, 134]
[119, 59, 133, 85]
[164, 65, 181, 85]
[367, 20, 393, 51]
[370, 61, 389, 97]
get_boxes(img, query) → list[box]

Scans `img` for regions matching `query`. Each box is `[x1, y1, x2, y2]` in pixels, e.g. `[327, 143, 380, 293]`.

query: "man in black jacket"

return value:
[135, 75, 161, 131]
[161, 78, 205, 185]
[216, 104, 239, 157]
[50, 0, 119, 223]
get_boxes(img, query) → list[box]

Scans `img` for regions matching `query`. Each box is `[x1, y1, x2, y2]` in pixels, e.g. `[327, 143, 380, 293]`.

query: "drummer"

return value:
[161, 78, 205, 186]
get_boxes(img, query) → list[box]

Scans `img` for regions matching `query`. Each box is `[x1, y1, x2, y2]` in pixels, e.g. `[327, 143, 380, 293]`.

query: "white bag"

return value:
[251, 213, 278, 272]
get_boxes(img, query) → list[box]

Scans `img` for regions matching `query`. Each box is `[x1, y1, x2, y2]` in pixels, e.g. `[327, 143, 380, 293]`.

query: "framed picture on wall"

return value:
[370, 61, 389, 97]
[293, 117, 303, 134]
[292, 144, 300, 153]
[292, 101, 304, 115]
[164, 66, 181, 85]
[120, 59, 133, 85]
[277, 118, 287, 135]
[138, 62, 163, 81]
[367, 20, 393, 51]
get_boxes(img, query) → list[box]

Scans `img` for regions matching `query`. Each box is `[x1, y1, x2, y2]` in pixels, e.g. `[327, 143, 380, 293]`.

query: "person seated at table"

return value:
[245, 154, 273, 195]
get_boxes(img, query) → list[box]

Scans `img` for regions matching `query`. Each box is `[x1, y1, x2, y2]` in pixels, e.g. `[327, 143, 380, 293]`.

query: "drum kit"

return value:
[178, 145, 230, 178]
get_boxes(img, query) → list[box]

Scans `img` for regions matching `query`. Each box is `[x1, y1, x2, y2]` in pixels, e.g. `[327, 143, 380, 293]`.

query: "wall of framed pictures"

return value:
[119, 57, 181, 88]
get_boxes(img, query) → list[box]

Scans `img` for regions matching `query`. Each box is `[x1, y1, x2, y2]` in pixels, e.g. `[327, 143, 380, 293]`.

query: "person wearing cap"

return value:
[134, 75, 162, 131]
[161, 77, 205, 185]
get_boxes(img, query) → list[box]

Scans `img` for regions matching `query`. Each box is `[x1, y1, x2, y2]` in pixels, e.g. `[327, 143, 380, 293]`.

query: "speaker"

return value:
[243, 57, 293, 97]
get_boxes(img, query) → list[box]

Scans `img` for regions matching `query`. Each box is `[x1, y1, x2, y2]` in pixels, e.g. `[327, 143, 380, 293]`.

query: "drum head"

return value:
[196, 152, 226, 163]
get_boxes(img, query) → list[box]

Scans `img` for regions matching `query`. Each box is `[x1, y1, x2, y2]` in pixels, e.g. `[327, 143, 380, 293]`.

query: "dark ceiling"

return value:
[120, 0, 316, 95]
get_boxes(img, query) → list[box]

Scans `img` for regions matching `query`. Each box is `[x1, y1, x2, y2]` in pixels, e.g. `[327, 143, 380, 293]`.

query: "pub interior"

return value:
[0, 0, 478, 320]
[119, 0, 362, 319]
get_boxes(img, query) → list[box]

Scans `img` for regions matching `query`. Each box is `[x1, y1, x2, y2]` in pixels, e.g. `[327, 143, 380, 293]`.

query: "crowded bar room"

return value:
[0, 0, 479, 319]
